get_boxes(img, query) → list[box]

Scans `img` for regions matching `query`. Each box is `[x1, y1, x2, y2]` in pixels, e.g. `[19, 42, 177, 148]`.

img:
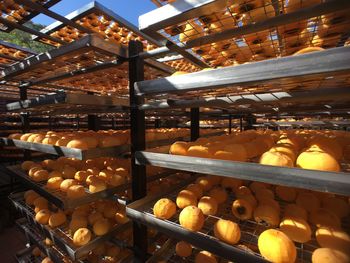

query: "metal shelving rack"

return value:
[125, 0, 350, 262]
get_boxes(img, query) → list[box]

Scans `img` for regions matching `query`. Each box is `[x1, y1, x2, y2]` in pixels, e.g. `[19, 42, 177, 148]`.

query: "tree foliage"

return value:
[0, 21, 53, 53]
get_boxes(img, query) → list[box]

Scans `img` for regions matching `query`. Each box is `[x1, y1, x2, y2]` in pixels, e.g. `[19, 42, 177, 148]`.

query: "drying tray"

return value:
[128, 181, 350, 263]
[10, 191, 131, 261]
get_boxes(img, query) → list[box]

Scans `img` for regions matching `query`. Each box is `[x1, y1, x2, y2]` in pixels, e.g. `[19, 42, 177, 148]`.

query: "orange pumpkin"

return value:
[232, 199, 254, 220]
[214, 219, 241, 245]
[179, 206, 205, 232]
[279, 216, 312, 243]
[153, 198, 176, 219]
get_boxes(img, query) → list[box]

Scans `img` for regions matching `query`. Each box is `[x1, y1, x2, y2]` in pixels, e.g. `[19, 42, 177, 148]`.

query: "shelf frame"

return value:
[135, 151, 350, 196]
[135, 46, 350, 96]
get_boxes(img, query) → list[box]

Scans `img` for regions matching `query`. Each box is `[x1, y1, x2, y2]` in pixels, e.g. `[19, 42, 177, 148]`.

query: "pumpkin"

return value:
[312, 248, 349, 263]
[309, 208, 341, 228]
[235, 186, 252, 197]
[309, 136, 343, 160]
[213, 144, 247, 162]
[196, 176, 214, 191]
[296, 192, 320, 213]
[258, 229, 297, 263]
[187, 145, 211, 158]
[275, 185, 297, 202]
[250, 181, 270, 193]
[221, 177, 243, 191]
[240, 194, 258, 208]
[176, 190, 198, 209]
[214, 219, 241, 245]
[195, 251, 217, 263]
[198, 196, 218, 216]
[232, 199, 254, 220]
[179, 206, 205, 231]
[279, 216, 312, 243]
[48, 211, 67, 228]
[322, 197, 350, 219]
[255, 188, 275, 201]
[284, 204, 308, 221]
[259, 151, 294, 167]
[316, 227, 350, 253]
[269, 144, 297, 162]
[175, 241, 192, 257]
[258, 196, 280, 213]
[296, 150, 340, 172]
[208, 187, 227, 204]
[254, 205, 280, 227]
[153, 198, 176, 219]
[170, 141, 189, 156]
[186, 184, 203, 199]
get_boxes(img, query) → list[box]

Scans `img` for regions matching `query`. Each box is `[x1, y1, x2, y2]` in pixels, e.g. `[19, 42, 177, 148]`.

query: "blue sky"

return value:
[32, 0, 157, 27]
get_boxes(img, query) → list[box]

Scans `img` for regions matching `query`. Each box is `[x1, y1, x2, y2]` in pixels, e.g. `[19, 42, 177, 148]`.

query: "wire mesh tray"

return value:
[128, 181, 350, 263]
[0, 0, 61, 33]
[10, 191, 131, 261]
[16, 217, 81, 263]
[6, 165, 129, 209]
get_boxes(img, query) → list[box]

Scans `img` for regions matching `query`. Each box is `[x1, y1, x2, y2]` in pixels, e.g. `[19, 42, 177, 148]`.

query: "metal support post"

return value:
[239, 117, 243, 132]
[228, 114, 232, 134]
[190, 108, 200, 141]
[129, 40, 147, 262]
[155, 118, 161, 128]
[19, 83, 30, 160]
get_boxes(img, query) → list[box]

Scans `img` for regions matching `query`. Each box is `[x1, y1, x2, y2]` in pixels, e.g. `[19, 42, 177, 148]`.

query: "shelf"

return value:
[135, 152, 350, 196]
[6, 91, 129, 113]
[10, 192, 131, 261]
[1, 34, 127, 82]
[135, 46, 350, 97]
[0, 0, 61, 33]
[16, 218, 80, 263]
[6, 165, 128, 209]
[127, 182, 272, 262]
[0, 138, 130, 160]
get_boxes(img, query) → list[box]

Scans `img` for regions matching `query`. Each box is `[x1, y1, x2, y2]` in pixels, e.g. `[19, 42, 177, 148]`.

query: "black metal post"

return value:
[19, 83, 30, 160]
[245, 114, 256, 130]
[86, 91, 100, 131]
[190, 108, 200, 141]
[129, 40, 147, 262]
[76, 115, 80, 130]
[240, 117, 243, 132]
[228, 114, 232, 134]
[155, 118, 161, 128]
[112, 117, 116, 129]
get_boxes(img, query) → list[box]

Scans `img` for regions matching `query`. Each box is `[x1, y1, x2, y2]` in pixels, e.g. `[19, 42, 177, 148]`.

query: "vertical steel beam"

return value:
[228, 114, 232, 134]
[155, 118, 161, 128]
[239, 117, 243, 132]
[87, 92, 100, 131]
[190, 108, 200, 141]
[19, 83, 30, 160]
[129, 40, 147, 262]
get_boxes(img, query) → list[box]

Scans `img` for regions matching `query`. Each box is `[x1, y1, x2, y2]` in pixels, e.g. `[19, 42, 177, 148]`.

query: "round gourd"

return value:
[175, 241, 192, 257]
[255, 188, 275, 201]
[235, 186, 252, 197]
[309, 208, 341, 228]
[88, 211, 103, 225]
[69, 216, 88, 234]
[176, 190, 198, 209]
[284, 204, 308, 221]
[269, 144, 297, 162]
[170, 141, 189, 156]
[322, 197, 349, 219]
[35, 209, 51, 225]
[195, 251, 217, 263]
[296, 150, 340, 172]
[316, 227, 350, 253]
[60, 179, 78, 192]
[208, 187, 227, 204]
[48, 211, 67, 228]
[214, 219, 241, 245]
[21, 161, 35, 171]
[153, 198, 176, 219]
[249, 181, 270, 193]
[275, 185, 297, 202]
[312, 248, 349, 263]
[232, 198, 254, 220]
[279, 216, 312, 243]
[221, 177, 243, 191]
[179, 206, 205, 232]
[254, 205, 280, 227]
[187, 145, 211, 158]
[73, 228, 91, 246]
[196, 177, 213, 191]
[93, 218, 111, 236]
[67, 185, 87, 199]
[258, 229, 296, 263]
[258, 197, 280, 213]
[66, 139, 89, 150]
[259, 151, 294, 167]
[198, 196, 218, 216]
[296, 192, 320, 213]
[186, 184, 203, 199]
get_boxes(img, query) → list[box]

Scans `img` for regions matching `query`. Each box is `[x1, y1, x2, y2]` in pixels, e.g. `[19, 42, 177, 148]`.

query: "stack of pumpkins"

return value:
[24, 190, 128, 249]
[21, 157, 130, 195]
[170, 129, 349, 172]
[152, 175, 350, 263]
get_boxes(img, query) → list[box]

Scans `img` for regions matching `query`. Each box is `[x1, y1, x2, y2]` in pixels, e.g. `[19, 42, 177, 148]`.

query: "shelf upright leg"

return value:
[190, 108, 200, 141]
[19, 83, 31, 160]
[129, 40, 147, 262]
[155, 118, 161, 128]
[228, 114, 232, 134]
[240, 117, 243, 132]
[87, 91, 100, 131]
